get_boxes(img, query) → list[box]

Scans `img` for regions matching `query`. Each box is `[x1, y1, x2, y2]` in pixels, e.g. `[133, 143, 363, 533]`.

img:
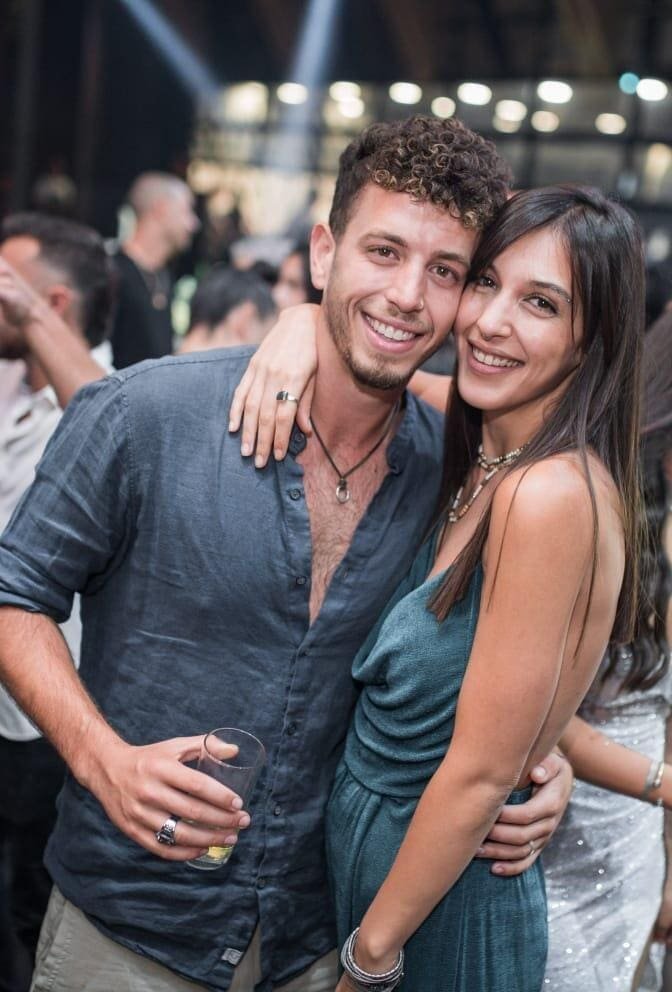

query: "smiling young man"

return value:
[0, 117, 570, 992]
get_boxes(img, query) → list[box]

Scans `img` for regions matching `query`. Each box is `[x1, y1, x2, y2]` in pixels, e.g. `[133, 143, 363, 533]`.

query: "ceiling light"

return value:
[431, 96, 456, 118]
[224, 82, 268, 123]
[457, 82, 492, 106]
[537, 80, 573, 104]
[619, 73, 639, 95]
[493, 116, 522, 133]
[637, 78, 668, 102]
[277, 82, 308, 105]
[595, 113, 627, 135]
[531, 110, 560, 133]
[339, 97, 365, 119]
[329, 81, 361, 102]
[495, 99, 527, 122]
[389, 82, 422, 105]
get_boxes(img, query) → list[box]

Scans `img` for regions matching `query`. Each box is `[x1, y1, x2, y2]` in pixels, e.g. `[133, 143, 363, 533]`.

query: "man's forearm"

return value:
[25, 306, 106, 407]
[0, 606, 123, 786]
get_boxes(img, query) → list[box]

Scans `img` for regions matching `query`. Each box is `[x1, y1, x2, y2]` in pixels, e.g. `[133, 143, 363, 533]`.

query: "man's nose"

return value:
[385, 264, 425, 314]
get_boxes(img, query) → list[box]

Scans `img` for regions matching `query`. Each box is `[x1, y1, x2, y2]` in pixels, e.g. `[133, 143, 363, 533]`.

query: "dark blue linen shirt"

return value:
[0, 348, 443, 991]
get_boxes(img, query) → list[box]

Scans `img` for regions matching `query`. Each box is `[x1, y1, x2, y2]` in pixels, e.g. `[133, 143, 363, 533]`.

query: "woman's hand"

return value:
[228, 303, 320, 467]
[653, 870, 672, 945]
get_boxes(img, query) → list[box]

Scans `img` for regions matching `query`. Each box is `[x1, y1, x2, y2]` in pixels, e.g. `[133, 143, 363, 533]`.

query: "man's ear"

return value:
[310, 223, 335, 292]
[44, 283, 75, 319]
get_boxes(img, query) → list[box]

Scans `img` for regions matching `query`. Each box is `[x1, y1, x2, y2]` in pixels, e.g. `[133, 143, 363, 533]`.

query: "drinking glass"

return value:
[187, 727, 265, 870]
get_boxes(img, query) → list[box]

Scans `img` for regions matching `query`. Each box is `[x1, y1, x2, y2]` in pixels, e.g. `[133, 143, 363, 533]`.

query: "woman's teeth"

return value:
[472, 345, 520, 368]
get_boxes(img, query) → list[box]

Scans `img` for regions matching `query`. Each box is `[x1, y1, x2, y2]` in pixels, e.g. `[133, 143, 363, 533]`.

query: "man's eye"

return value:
[433, 265, 458, 282]
[370, 246, 395, 258]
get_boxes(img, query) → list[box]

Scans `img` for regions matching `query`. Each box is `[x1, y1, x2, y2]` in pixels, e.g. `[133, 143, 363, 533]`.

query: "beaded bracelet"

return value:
[340, 928, 404, 992]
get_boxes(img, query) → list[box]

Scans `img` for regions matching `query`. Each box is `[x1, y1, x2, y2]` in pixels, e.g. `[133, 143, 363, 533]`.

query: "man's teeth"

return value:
[369, 317, 416, 342]
[472, 346, 520, 368]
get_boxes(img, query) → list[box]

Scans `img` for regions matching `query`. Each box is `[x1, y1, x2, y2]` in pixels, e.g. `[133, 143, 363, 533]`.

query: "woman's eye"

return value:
[474, 274, 496, 290]
[528, 295, 558, 314]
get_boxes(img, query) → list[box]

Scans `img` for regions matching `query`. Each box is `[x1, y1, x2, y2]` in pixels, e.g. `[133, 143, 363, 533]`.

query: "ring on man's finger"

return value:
[156, 814, 180, 846]
[276, 390, 299, 404]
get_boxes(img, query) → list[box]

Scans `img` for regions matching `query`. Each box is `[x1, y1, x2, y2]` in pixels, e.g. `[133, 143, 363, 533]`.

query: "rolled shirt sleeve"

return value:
[0, 375, 136, 623]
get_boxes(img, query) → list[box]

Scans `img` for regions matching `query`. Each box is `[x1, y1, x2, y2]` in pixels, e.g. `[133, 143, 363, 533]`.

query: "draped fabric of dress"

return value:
[326, 534, 548, 992]
[544, 650, 672, 991]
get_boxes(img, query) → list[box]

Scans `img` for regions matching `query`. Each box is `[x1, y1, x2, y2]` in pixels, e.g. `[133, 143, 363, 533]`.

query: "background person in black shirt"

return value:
[110, 172, 199, 369]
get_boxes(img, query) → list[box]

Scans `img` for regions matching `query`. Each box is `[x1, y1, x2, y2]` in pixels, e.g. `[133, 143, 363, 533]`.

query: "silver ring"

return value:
[156, 814, 179, 846]
[276, 390, 299, 404]
[528, 840, 537, 856]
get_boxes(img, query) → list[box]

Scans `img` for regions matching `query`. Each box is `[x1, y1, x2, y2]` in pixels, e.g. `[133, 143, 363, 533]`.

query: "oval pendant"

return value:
[336, 479, 350, 504]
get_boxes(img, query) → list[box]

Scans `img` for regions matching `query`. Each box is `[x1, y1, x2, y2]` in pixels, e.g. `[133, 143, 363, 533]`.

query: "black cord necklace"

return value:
[311, 402, 399, 504]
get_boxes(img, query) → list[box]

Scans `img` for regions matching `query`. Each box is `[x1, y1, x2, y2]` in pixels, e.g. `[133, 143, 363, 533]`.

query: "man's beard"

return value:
[0, 332, 28, 361]
[324, 291, 429, 392]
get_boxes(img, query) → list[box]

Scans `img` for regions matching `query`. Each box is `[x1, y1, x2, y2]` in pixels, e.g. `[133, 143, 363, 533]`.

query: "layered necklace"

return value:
[448, 442, 528, 523]
[311, 402, 399, 504]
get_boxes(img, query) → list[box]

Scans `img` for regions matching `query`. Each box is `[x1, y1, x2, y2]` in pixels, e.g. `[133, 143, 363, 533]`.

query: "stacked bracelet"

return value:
[642, 759, 665, 801]
[340, 928, 404, 992]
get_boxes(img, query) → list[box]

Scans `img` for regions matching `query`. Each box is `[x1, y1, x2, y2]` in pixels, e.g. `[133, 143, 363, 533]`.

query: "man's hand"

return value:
[0, 256, 45, 331]
[475, 751, 573, 875]
[87, 735, 251, 861]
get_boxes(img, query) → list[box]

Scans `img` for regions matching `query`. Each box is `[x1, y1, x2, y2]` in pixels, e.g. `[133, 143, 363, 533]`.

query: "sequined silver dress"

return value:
[543, 651, 671, 991]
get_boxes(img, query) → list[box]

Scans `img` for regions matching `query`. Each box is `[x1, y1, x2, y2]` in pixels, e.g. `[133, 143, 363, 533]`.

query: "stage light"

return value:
[493, 116, 522, 133]
[339, 97, 365, 119]
[637, 78, 668, 101]
[329, 81, 361, 101]
[495, 100, 527, 122]
[117, 0, 219, 101]
[277, 83, 309, 105]
[225, 83, 268, 123]
[431, 97, 455, 118]
[595, 113, 626, 135]
[618, 73, 639, 95]
[537, 80, 573, 104]
[389, 82, 423, 105]
[457, 83, 492, 106]
[531, 110, 560, 132]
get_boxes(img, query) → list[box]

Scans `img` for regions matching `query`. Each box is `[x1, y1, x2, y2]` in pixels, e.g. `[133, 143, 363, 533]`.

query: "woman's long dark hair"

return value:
[430, 185, 645, 650]
[604, 309, 672, 690]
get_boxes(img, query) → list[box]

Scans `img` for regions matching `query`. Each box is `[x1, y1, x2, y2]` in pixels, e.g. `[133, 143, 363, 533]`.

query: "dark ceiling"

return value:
[1, 0, 672, 231]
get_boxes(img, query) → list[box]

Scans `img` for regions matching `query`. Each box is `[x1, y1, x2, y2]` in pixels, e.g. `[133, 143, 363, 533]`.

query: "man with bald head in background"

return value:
[111, 172, 200, 369]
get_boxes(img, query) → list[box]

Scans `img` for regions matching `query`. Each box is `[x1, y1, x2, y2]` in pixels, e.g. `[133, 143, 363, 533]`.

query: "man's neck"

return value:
[310, 317, 404, 451]
[123, 225, 170, 272]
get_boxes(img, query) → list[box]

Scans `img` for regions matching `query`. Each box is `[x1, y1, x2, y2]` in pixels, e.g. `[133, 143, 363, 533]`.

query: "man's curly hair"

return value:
[329, 115, 512, 236]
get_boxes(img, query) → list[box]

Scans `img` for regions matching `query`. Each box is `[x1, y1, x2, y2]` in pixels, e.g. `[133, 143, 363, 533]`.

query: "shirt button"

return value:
[257, 876, 266, 889]
[289, 488, 302, 501]
[295, 575, 307, 586]
[286, 722, 297, 736]
[295, 431, 305, 444]
[273, 805, 282, 816]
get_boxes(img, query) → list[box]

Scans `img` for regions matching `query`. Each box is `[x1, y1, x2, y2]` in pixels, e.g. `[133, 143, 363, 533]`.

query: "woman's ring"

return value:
[156, 814, 180, 846]
[276, 390, 299, 404]
[528, 839, 537, 856]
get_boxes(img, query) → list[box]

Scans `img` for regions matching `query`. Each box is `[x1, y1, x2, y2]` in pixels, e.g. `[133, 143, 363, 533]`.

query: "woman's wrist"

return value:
[354, 925, 402, 973]
[655, 762, 672, 809]
[341, 927, 404, 991]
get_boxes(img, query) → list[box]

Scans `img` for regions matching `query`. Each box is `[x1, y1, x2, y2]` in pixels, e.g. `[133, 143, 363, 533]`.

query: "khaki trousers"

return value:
[31, 887, 338, 992]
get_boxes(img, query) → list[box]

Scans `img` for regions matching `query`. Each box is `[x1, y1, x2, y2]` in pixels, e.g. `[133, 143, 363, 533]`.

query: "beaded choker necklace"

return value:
[448, 442, 528, 523]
